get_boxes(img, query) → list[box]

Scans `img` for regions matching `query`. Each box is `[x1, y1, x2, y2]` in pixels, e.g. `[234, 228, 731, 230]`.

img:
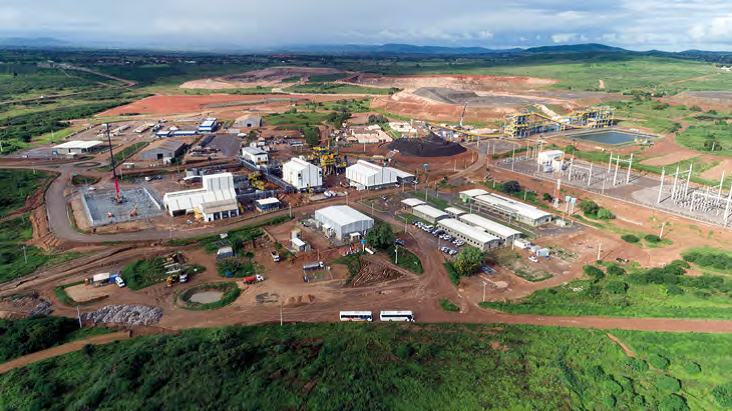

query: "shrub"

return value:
[648, 354, 670, 370]
[597, 208, 614, 220]
[622, 357, 648, 372]
[543, 193, 553, 202]
[712, 382, 732, 407]
[665, 285, 684, 296]
[621, 234, 640, 243]
[580, 200, 600, 216]
[644, 234, 661, 243]
[659, 394, 689, 411]
[604, 281, 628, 295]
[444, 263, 460, 286]
[607, 265, 626, 276]
[602, 395, 616, 408]
[680, 361, 701, 375]
[583, 265, 605, 282]
[440, 299, 460, 312]
[655, 375, 681, 392]
[394, 344, 414, 358]
[669, 260, 691, 269]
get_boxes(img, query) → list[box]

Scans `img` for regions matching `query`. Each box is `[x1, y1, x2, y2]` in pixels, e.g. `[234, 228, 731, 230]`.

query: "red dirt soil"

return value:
[100, 95, 305, 116]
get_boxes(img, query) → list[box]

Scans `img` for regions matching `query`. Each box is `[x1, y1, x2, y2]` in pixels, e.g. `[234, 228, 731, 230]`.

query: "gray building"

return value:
[315, 205, 374, 241]
[235, 114, 263, 129]
[139, 139, 186, 162]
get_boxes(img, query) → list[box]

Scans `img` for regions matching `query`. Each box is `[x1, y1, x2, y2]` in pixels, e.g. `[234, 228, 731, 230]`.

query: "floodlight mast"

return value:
[104, 124, 121, 200]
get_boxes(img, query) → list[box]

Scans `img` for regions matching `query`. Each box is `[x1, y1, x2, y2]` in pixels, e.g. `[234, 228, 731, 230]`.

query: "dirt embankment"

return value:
[180, 67, 344, 90]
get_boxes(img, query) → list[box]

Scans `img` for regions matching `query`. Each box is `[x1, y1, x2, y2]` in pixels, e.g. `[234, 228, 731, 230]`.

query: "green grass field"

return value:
[481, 262, 732, 320]
[263, 111, 328, 126]
[1, 322, 729, 410]
[0, 169, 52, 215]
[0, 216, 51, 283]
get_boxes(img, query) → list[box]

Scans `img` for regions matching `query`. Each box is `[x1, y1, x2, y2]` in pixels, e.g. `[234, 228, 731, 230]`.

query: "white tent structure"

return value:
[283, 158, 322, 190]
[315, 205, 374, 240]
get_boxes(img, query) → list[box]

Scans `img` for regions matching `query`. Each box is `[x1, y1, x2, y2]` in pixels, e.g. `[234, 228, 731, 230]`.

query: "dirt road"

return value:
[0, 331, 130, 374]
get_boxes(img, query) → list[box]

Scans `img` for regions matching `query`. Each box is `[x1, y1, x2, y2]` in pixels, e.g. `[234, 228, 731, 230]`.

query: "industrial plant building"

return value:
[198, 118, 218, 133]
[283, 158, 323, 190]
[53, 140, 103, 155]
[412, 205, 448, 223]
[470, 193, 553, 226]
[315, 205, 374, 241]
[345, 160, 414, 190]
[139, 139, 186, 162]
[437, 219, 501, 251]
[458, 213, 522, 243]
[241, 146, 268, 164]
[163, 173, 238, 221]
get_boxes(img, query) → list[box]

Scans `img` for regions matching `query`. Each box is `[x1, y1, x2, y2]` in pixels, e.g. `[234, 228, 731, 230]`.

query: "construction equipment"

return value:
[129, 206, 139, 217]
[344, 154, 389, 166]
[102, 123, 124, 203]
[249, 173, 266, 190]
[502, 106, 615, 139]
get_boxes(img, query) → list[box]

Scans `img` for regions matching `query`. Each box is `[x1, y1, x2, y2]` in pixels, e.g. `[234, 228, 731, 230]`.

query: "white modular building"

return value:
[458, 213, 522, 243]
[345, 160, 415, 190]
[401, 198, 426, 209]
[163, 173, 238, 220]
[437, 219, 501, 251]
[472, 193, 553, 226]
[53, 140, 104, 155]
[283, 158, 323, 190]
[459, 189, 489, 202]
[412, 205, 448, 223]
[537, 150, 564, 165]
[445, 207, 466, 218]
[315, 205, 374, 241]
[241, 146, 268, 164]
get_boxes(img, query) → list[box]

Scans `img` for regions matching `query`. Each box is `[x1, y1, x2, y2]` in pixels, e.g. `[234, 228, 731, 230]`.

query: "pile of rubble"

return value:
[80, 305, 163, 326]
[29, 301, 54, 316]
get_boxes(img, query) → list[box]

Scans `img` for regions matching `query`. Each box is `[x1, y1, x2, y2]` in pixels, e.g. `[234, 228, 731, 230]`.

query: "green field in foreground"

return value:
[1, 323, 731, 410]
[0, 169, 52, 216]
[482, 262, 732, 320]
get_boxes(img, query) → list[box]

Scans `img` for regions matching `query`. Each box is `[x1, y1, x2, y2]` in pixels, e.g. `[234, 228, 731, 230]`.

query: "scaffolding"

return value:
[503, 106, 615, 139]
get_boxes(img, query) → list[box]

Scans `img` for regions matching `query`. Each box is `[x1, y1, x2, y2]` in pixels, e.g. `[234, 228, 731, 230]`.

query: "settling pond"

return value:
[568, 130, 651, 145]
[189, 291, 223, 304]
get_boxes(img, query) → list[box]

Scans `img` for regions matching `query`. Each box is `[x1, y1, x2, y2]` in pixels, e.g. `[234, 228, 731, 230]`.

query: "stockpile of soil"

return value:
[387, 133, 466, 157]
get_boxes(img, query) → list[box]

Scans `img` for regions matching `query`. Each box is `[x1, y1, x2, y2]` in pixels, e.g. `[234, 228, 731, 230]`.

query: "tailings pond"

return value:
[568, 130, 651, 145]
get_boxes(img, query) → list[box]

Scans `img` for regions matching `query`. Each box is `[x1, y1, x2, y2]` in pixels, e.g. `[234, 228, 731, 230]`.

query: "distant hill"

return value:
[523, 43, 629, 54]
[0, 37, 73, 48]
[278, 43, 521, 55]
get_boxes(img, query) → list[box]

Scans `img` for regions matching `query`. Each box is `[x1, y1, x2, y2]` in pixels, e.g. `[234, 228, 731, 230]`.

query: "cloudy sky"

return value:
[1, 0, 731, 51]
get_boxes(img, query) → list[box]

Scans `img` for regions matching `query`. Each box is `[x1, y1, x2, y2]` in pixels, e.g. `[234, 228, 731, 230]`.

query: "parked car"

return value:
[394, 239, 405, 246]
[114, 276, 126, 287]
[529, 256, 539, 263]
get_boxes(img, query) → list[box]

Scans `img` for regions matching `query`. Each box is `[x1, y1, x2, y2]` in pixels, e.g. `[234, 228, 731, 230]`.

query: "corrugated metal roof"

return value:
[474, 193, 552, 221]
[445, 207, 466, 216]
[438, 218, 499, 244]
[413, 205, 448, 219]
[54, 140, 103, 149]
[144, 139, 185, 153]
[460, 189, 489, 198]
[256, 197, 280, 206]
[315, 205, 372, 227]
[401, 198, 426, 207]
[459, 213, 521, 238]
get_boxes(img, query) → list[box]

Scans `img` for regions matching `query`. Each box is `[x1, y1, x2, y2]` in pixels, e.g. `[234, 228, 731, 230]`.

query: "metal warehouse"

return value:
[315, 205, 374, 241]
[198, 118, 218, 133]
[53, 140, 103, 155]
[163, 173, 237, 218]
[459, 213, 522, 242]
[472, 193, 553, 226]
[234, 114, 262, 128]
[345, 160, 414, 190]
[193, 198, 239, 222]
[139, 139, 186, 162]
[401, 198, 426, 209]
[412, 205, 448, 223]
[283, 158, 322, 190]
[437, 218, 501, 251]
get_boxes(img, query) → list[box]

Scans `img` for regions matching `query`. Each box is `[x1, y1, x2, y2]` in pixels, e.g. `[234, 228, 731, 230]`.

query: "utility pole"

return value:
[511, 147, 516, 172]
[394, 246, 399, 264]
[289, 204, 292, 218]
[482, 282, 487, 302]
[659, 222, 666, 239]
[597, 242, 602, 261]
[22, 245, 27, 264]
[77, 305, 82, 329]
[657, 168, 666, 203]
[280, 302, 283, 326]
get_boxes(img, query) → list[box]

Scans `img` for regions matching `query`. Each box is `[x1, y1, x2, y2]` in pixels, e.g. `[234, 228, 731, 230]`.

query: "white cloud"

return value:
[551, 33, 577, 43]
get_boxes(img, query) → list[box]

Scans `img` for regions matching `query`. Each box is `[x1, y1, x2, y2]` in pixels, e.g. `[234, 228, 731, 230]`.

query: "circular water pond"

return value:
[189, 291, 224, 304]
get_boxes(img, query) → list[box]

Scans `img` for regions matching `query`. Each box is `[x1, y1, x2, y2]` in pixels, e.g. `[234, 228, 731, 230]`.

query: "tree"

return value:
[659, 394, 689, 411]
[580, 199, 600, 216]
[454, 246, 484, 277]
[704, 139, 722, 151]
[597, 208, 614, 220]
[365, 224, 394, 250]
[502, 181, 521, 194]
[621, 234, 640, 243]
[543, 193, 553, 202]
[303, 126, 320, 146]
[583, 265, 605, 281]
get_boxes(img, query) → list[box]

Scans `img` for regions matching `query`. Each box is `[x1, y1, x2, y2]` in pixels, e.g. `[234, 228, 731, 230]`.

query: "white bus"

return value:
[379, 311, 415, 322]
[339, 311, 373, 322]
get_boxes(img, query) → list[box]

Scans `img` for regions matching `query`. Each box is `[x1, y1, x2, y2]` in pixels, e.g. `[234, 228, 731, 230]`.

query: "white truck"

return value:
[270, 251, 280, 262]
